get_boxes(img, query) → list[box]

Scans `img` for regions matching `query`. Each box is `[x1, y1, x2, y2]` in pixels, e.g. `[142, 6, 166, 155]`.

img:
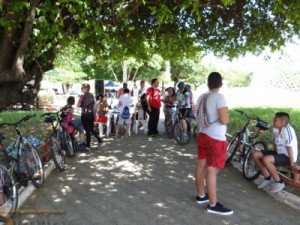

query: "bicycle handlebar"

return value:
[235, 110, 269, 130]
[235, 110, 259, 121]
[40, 105, 71, 118]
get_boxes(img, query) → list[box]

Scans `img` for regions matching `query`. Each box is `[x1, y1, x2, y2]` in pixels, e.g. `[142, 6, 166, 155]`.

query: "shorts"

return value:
[117, 115, 132, 125]
[179, 108, 191, 118]
[261, 150, 290, 166]
[69, 119, 84, 133]
[197, 132, 227, 168]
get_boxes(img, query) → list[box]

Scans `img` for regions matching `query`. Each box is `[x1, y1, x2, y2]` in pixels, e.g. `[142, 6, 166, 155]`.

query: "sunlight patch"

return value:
[154, 202, 167, 208]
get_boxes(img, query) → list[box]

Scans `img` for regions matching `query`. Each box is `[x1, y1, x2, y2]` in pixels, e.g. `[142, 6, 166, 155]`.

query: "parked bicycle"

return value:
[41, 107, 79, 171]
[0, 114, 44, 217]
[226, 110, 270, 180]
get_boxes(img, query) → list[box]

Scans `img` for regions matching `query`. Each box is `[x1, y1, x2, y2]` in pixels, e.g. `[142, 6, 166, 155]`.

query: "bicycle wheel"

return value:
[62, 130, 74, 157]
[166, 119, 175, 138]
[0, 164, 18, 218]
[243, 141, 266, 181]
[174, 119, 191, 145]
[50, 136, 66, 171]
[225, 132, 241, 165]
[24, 143, 44, 188]
[72, 137, 80, 153]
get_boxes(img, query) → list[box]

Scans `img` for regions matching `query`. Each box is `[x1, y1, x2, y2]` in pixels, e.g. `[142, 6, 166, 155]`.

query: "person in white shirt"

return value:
[115, 88, 132, 138]
[194, 72, 233, 216]
[252, 112, 298, 192]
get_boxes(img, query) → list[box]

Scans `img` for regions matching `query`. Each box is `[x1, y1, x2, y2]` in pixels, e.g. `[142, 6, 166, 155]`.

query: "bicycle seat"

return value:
[44, 116, 57, 123]
[256, 120, 270, 130]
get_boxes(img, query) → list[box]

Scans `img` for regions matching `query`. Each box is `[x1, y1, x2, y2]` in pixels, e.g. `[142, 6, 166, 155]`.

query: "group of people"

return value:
[128, 73, 299, 216]
[62, 74, 298, 217]
[62, 84, 103, 151]
[194, 72, 298, 216]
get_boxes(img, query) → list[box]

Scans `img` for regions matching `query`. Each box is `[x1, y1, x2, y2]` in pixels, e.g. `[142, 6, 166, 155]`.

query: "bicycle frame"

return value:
[0, 115, 40, 187]
[226, 110, 269, 164]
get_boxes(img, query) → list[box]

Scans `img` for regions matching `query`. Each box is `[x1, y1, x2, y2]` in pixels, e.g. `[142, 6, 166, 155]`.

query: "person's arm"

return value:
[146, 95, 151, 112]
[218, 107, 229, 125]
[287, 146, 295, 167]
[77, 95, 83, 108]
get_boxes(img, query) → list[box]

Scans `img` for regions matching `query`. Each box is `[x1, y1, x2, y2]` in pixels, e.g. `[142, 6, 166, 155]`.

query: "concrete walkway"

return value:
[11, 131, 300, 225]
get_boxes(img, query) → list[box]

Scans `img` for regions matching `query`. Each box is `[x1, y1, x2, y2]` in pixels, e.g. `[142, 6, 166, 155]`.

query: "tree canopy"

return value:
[0, 0, 300, 108]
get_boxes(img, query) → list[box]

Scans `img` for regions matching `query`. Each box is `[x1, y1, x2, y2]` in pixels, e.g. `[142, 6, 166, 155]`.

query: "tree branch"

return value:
[13, 0, 40, 79]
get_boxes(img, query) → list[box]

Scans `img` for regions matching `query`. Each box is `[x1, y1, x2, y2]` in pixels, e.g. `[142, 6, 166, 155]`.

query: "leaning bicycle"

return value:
[41, 107, 78, 171]
[226, 110, 270, 180]
[0, 114, 44, 217]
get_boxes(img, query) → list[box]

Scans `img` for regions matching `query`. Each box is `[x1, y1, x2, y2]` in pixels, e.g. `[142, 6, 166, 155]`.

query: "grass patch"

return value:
[0, 110, 51, 147]
[228, 107, 300, 152]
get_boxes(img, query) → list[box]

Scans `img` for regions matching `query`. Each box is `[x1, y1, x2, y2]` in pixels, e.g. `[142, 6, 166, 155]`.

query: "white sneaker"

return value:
[270, 182, 285, 193]
[258, 178, 274, 189]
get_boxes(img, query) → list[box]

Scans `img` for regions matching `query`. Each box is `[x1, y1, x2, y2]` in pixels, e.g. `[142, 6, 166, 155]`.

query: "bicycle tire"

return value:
[72, 137, 80, 153]
[243, 141, 266, 181]
[0, 164, 18, 218]
[173, 119, 191, 145]
[62, 130, 74, 157]
[50, 136, 66, 171]
[166, 119, 175, 138]
[225, 132, 241, 165]
[24, 143, 44, 188]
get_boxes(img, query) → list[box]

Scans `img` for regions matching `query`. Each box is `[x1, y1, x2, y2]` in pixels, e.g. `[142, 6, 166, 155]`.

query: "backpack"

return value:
[121, 106, 130, 119]
[141, 93, 148, 111]
[197, 94, 211, 128]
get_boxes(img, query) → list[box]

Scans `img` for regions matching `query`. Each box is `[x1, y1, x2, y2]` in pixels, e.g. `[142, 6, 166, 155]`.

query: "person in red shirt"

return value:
[146, 78, 161, 137]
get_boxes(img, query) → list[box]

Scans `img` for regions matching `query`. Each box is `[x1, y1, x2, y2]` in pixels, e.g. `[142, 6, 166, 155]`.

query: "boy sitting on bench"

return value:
[252, 112, 298, 192]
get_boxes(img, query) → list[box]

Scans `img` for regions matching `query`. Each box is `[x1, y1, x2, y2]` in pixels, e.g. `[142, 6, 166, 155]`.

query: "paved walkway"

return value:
[11, 130, 300, 224]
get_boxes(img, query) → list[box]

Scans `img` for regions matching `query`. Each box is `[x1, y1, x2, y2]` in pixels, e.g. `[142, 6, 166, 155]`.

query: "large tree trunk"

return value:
[0, 0, 43, 109]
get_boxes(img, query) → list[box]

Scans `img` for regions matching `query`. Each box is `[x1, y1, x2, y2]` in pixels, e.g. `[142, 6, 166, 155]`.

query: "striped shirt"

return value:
[273, 124, 298, 162]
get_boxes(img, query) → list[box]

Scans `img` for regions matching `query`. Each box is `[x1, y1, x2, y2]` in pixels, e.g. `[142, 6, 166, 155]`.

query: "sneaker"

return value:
[196, 193, 209, 204]
[96, 137, 102, 143]
[257, 177, 274, 189]
[207, 202, 233, 216]
[270, 182, 285, 193]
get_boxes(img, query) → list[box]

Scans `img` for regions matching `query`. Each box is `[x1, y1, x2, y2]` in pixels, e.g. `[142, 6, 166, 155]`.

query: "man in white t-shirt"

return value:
[195, 72, 233, 216]
[252, 112, 298, 192]
[115, 88, 132, 138]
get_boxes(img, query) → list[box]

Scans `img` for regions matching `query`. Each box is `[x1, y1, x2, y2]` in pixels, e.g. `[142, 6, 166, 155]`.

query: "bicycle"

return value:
[164, 104, 178, 138]
[0, 114, 44, 217]
[226, 110, 270, 180]
[173, 106, 194, 145]
[41, 107, 78, 171]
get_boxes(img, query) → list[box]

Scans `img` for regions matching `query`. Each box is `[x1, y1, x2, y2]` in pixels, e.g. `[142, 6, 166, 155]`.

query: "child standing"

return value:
[115, 88, 132, 138]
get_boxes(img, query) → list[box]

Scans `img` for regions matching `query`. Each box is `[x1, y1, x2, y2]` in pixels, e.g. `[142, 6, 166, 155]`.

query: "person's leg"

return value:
[88, 114, 102, 143]
[265, 154, 289, 192]
[253, 150, 278, 188]
[81, 115, 91, 147]
[195, 159, 207, 196]
[264, 154, 290, 182]
[125, 123, 130, 138]
[153, 107, 160, 134]
[70, 120, 85, 143]
[195, 133, 209, 203]
[115, 124, 120, 138]
[206, 166, 220, 205]
[147, 109, 155, 135]
[252, 150, 270, 177]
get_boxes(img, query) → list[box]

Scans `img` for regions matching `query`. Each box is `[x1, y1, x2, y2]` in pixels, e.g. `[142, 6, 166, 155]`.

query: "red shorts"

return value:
[197, 133, 227, 168]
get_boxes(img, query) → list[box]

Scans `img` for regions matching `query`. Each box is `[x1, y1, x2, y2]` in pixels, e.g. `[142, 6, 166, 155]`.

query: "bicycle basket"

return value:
[256, 120, 270, 130]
